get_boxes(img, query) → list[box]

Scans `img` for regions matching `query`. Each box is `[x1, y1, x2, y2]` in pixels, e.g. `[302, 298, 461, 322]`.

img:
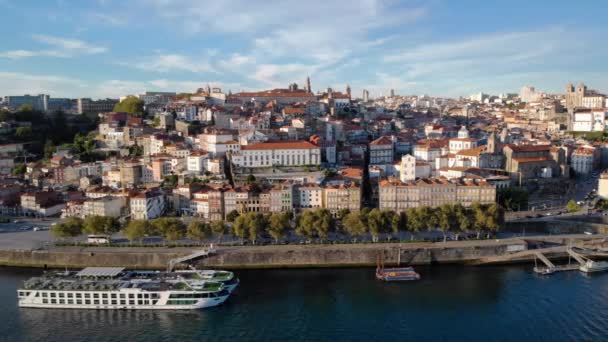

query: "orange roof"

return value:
[512, 156, 551, 163]
[241, 141, 319, 150]
[457, 146, 486, 157]
[370, 136, 393, 146]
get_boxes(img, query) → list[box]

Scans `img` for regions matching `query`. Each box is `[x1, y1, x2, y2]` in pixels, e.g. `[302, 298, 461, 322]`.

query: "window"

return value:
[77, 300, 82, 305]
[76, 293, 82, 298]
[42, 299, 48, 304]
[85, 300, 91, 305]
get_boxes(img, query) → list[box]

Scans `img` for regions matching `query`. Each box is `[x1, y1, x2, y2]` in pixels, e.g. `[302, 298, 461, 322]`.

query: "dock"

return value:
[532, 248, 591, 275]
[167, 247, 216, 272]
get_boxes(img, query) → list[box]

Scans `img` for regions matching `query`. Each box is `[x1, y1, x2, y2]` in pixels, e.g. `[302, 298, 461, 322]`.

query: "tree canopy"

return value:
[113, 96, 145, 116]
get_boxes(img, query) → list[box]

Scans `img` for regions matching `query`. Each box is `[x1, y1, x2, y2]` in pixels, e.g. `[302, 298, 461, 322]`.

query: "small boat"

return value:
[580, 260, 608, 273]
[375, 256, 420, 281]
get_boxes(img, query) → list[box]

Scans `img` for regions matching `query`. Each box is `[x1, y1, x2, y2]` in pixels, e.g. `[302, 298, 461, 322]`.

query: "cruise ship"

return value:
[17, 267, 239, 310]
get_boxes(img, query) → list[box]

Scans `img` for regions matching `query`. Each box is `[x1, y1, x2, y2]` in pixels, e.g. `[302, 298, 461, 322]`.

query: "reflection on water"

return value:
[1, 266, 607, 342]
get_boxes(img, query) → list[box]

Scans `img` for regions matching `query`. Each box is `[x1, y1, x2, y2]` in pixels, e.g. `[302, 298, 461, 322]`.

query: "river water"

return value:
[1, 265, 607, 342]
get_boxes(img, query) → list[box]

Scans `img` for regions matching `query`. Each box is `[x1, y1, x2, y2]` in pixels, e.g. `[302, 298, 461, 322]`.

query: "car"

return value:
[545, 212, 552, 216]
[33, 227, 41, 231]
[584, 231, 594, 235]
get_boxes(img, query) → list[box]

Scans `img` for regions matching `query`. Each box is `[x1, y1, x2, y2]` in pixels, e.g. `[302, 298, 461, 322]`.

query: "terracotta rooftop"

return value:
[241, 141, 319, 150]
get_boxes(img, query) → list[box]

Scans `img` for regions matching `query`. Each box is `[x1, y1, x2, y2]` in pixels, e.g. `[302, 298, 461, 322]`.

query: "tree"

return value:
[315, 209, 333, 240]
[343, 212, 367, 242]
[248, 213, 267, 244]
[367, 208, 384, 242]
[566, 200, 580, 213]
[436, 204, 457, 242]
[232, 215, 248, 244]
[124, 220, 150, 242]
[406, 208, 424, 232]
[51, 217, 83, 238]
[43, 139, 56, 160]
[11, 163, 26, 176]
[187, 221, 212, 244]
[14, 127, 32, 140]
[391, 211, 404, 236]
[337, 208, 351, 221]
[454, 204, 472, 233]
[498, 187, 529, 211]
[151, 218, 186, 242]
[485, 203, 504, 234]
[245, 174, 256, 184]
[268, 213, 290, 243]
[471, 202, 487, 238]
[295, 211, 317, 240]
[83, 216, 120, 235]
[226, 210, 239, 223]
[210, 220, 226, 242]
[113, 96, 144, 116]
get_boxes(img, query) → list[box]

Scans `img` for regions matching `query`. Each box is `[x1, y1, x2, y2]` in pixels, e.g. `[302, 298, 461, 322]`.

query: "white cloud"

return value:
[120, 53, 218, 74]
[0, 34, 107, 60]
[0, 71, 85, 96]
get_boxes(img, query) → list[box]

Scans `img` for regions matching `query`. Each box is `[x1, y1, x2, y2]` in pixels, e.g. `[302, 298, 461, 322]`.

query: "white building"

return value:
[295, 184, 323, 209]
[83, 196, 123, 218]
[231, 141, 321, 168]
[399, 154, 431, 181]
[572, 110, 606, 132]
[186, 151, 210, 175]
[571, 147, 596, 175]
[130, 189, 165, 220]
[520, 86, 541, 103]
[599, 172, 608, 199]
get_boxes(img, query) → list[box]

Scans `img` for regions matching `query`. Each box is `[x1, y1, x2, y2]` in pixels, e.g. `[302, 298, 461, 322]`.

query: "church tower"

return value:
[346, 85, 351, 100]
[487, 131, 498, 154]
[306, 76, 312, 93]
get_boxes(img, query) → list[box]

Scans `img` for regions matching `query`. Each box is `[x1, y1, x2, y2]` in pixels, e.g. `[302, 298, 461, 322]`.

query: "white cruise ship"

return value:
[17, 267, 239, 310]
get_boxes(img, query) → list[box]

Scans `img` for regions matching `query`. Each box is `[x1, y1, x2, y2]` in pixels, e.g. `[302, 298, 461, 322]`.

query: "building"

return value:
[77, 98, 119, 115]
[572, 109, 606, 132]
[598, 172, 608, 199]
[82, 196, 123, 218]
[138, 91, 176, 106]
[4, 94, 49, 111]
[120, 160, 142, 188]
[503, 144, 567, 183]
[20, 191, 65, 217]
[295, 183, 323, 209]
[369, 136, 394, 164]
[400, 154, 431, 181]
[571, 147, 598, 176]
[322, 183, 361, 214]
[520, 86, 541, 103]
[129, 189, 166, 220]
[231, 141, 321, 168]
[379, 177, 496, 211]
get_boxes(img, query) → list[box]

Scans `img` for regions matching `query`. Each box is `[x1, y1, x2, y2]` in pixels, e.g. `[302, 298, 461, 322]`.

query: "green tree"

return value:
[248, 213, 266, 244]
[232, 215, 248, 243]
[151, 218, 186, 242]
[83, 215, 120, 235]
[295, 211, 317, 240]
[210, 220, 226, 242]
[367, 208, 384, 242]
[43, 139, 55, 160]
[51, 217, 83, 238]
[405, 208, 424, 232]
[14, 127, 32, 140]
[123, 220, 151, 242]
[245, 174, 256, 184]
[390, 211, 404, 236]
[113, 96, 145, 116]
[485, 203, 504, 234]
[498, 187, 529, 211]
[337, 208, 351, 221]
[566, 199, 580, 213]
[187, 221, 211, 243]
[226, 210, 240, 223]
[436, 204, 457, 242]
[454, 204, 472, 234]
[268, 212, 290, 243]
[471, 202, 487, 238]
[11, 163, 26, 176]
[315, 209, 333, 240]
[343, 212, 367, 242]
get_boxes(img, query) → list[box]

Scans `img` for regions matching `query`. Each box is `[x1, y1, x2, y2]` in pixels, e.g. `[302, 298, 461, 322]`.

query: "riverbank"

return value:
[0, 234, 605, 270]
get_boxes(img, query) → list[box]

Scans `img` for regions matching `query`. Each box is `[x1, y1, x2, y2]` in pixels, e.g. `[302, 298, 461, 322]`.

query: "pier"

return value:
[167, 247, 216, 272]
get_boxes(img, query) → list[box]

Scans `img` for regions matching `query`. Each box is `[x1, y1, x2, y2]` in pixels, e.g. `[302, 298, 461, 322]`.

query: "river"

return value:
[1, 266, 607, 342]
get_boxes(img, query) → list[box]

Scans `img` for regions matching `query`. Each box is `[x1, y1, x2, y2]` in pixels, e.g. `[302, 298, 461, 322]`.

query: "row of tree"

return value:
[51, 202, 504, 244]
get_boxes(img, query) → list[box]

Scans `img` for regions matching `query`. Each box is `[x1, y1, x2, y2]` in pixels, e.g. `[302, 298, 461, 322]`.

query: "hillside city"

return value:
[1, 80, 607, 245]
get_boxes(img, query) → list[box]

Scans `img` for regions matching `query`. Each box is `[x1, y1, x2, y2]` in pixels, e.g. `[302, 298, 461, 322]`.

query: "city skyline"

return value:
[0, 0, 607, 98]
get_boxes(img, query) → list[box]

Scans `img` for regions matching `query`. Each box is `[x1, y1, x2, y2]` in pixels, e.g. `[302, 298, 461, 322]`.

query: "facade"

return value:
[295, 184, 323, 209]
[369, 136, 394, 164]
[379, 177, 496, 211]
[20, 191, 65, 217]
[130, 189, 166, 220]
[4, 94, 49, 111]
[570, 147, 597, 176]
[399, 154, 431, 181]
[322, 183, 361, 214]
[77, 98, 119, 115]
[82, 196, 123, 218]
[503, 145, 567, 183]
[599, 173, 608, 199]
[231, 141, 321, 168]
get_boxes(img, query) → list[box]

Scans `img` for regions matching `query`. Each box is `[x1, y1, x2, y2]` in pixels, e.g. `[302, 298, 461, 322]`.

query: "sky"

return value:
[0, 0, 607, 99]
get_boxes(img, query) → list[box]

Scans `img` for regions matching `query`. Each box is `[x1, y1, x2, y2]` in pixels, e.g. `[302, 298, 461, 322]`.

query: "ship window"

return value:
[120, 300, 126, 305]
[144, 294, 149, 299]
[129, 300, 135, 305]
[42, 292, 47, 297]
[68, 300, 74, 304]
[58, 293, 64, 298]
[111, 294, 117, 299]
[93, 293, 99, 299]
[120, 294, 126, 299]
[93, 300, 99, 305]
[85, 300, 91, 305]
[111, 300, 117, 305]
[51, 299, 56, 304]
[76, 293, 82, 298]
[102, 294, 108, 299]
[42, 299, 48, 304]
[84, 293, 90, 298]
[77, 300, 82, 305]
[18, 292, 23, 296]
[138, 300, 143, 305]
[128, 294, 134, 299]
[137, 294, 143, 299]
[50, 293, 56, 298]
[59, 299, 65, 304]
[67, 293, 73, 298]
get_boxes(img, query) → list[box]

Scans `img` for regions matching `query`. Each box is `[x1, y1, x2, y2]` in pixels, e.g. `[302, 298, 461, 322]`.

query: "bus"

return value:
[87, 235, 111, 245]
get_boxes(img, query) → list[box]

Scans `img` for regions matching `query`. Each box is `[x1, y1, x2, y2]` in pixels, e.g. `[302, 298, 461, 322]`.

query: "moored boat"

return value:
[18, 267, 238, 310]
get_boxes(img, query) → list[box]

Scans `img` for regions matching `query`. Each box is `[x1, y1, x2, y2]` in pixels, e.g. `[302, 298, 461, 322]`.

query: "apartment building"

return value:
[129, 189, 166, 220]
[322, 183, 361, 214]
[231, 141, 321, 168]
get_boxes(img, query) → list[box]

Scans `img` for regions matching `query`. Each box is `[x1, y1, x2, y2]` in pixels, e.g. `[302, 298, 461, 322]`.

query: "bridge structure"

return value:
[167, 247, 216, 272]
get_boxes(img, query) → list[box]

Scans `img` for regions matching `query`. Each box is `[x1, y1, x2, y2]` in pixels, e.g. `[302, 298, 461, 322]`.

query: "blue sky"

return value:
[0, 0, 607, 99]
